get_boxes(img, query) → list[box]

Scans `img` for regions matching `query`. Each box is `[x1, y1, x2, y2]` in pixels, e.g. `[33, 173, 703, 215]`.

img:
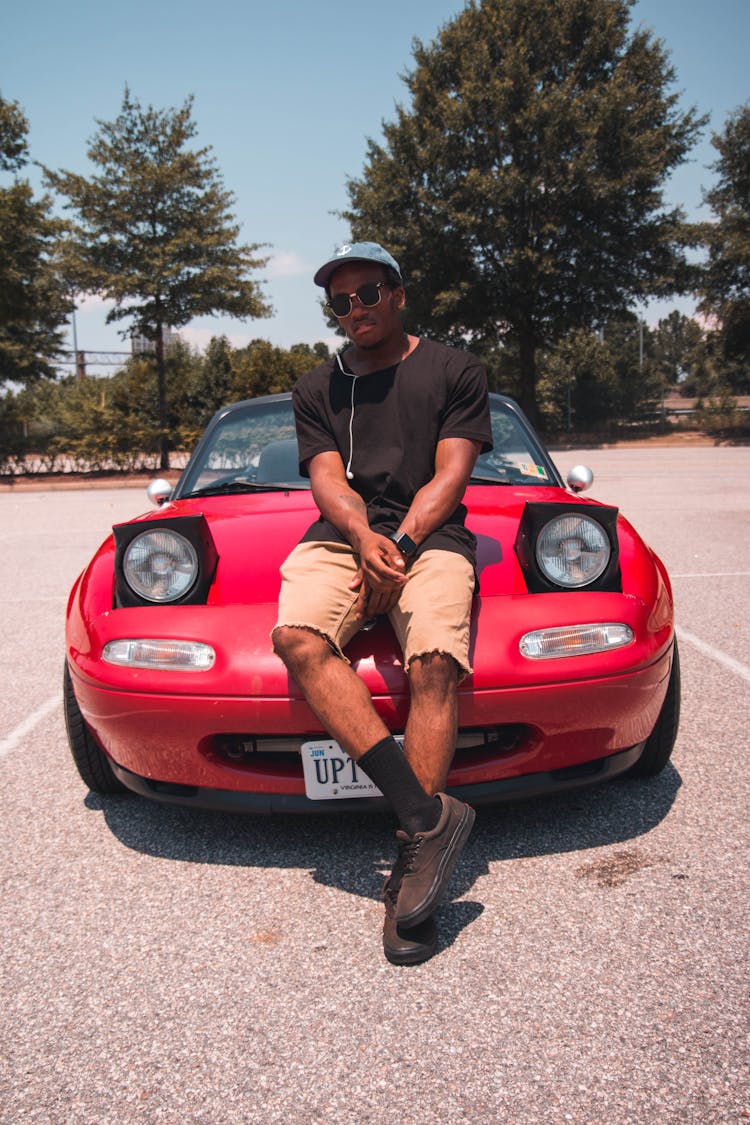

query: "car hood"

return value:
[68, 484, 672, 700]
[121, 484, 628, 604]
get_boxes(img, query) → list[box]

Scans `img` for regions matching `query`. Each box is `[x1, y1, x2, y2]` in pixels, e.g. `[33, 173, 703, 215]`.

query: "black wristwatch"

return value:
[388, 530, 418, 558]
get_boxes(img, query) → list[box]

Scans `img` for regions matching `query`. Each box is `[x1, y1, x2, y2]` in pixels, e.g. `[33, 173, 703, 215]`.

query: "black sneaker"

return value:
[394, 792, 475, 928]
[382, 864, 438, 965]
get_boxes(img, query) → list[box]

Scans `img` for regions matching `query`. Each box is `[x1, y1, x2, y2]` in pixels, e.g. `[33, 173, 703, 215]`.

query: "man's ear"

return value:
[394, 286, 406, 310]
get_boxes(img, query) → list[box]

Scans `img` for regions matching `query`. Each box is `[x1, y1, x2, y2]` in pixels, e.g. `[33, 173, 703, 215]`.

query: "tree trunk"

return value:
[155, 325, 169, 472]
[518, 329, 539, 428]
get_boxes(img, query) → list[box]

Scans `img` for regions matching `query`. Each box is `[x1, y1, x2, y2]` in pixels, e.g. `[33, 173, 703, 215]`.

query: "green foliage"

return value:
[45, 88, 272, 338]
[678, 337, 719, 400]
[343, 0, 706, 423]
[472, 338, 525, 401]
[44, 88, 273, 468]
[651, 310, 704, 386]
[0, 96, 70, 387]
[719, 299, 750, 370]
[229, 339, 325, 402]
[5, 369, 163, 472]
[677, 330, 750, 399]
[0, 97, 29, 172]
[2, 337, 331, 475]
[537, 314, 666, 431]
[174, 335, 236, 443]
[697, 103, 750, 366]
[538, 329, 616, 430]
[602, 314, 662, 421]
[694, 385, 748, 439]
[0, 390, 28, 469]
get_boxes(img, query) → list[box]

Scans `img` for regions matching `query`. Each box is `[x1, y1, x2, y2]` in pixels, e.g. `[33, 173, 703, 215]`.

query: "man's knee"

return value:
[408, 651, 459, 692]
[272, 624, 327, 667]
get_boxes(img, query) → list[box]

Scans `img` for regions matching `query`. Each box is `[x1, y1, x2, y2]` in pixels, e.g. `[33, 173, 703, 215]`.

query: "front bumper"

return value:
[68, 643, 671, 805]
[110, 743, 645, 813]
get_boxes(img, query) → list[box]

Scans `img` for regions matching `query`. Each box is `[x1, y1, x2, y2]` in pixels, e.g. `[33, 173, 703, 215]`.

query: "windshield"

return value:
[472, 401, 558, 485]
[177, 400, 305, 497]
[176, 394, 558, 498]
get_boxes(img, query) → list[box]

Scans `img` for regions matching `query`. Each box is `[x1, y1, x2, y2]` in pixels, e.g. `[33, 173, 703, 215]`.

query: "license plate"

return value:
[301, 739, 384, 800]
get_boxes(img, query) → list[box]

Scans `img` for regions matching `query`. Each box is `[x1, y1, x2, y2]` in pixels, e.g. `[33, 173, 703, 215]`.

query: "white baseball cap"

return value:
[313, 241, 402, 289]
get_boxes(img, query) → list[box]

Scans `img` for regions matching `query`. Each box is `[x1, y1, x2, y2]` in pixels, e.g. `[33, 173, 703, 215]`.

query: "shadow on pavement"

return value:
[85, 762, 682, 910]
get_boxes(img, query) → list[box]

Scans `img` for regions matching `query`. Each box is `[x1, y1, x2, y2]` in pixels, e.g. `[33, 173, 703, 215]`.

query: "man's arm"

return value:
[397, 437, 483, 545]
[307, 436, 482, 615]
[307, 451, 408, 597]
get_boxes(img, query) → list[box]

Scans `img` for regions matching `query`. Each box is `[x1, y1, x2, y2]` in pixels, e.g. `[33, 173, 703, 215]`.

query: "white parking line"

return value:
[671, 571, 750, 579]
[1, 628, 746, 760]
[0, 694, 61, 760]
[676, 627, 750, 686]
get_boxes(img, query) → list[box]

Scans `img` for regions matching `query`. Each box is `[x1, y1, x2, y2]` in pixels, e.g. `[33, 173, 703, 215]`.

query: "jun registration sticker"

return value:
[301, 739, 384, 800]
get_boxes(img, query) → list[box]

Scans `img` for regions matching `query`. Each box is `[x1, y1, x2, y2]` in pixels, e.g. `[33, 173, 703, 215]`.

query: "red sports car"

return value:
[64, 391, 679, 812]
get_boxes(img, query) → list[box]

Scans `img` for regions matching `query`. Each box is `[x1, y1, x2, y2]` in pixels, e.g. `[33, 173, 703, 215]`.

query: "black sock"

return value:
[358, 736, 441, 836]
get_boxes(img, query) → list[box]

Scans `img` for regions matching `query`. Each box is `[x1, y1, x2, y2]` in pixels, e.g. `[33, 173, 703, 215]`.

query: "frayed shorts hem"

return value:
[272, 541, 475, 679]
[270, 622, 351, 665]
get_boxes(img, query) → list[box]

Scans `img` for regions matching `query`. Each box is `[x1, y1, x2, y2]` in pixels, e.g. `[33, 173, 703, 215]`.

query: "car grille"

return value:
[211, 725, 530, 766]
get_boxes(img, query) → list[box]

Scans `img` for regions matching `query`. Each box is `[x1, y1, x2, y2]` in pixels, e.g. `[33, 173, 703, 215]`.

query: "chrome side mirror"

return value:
[146, 478, 173, 506]
[566, 464, 594, 493]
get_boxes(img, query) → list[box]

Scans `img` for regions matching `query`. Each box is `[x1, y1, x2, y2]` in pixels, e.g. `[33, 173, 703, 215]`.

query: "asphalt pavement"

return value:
[1, 446, 748, 1124]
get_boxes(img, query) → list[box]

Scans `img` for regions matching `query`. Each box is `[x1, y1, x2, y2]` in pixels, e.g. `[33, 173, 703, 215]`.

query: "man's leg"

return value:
[273, 542, 474, 936]
[272, 541, 390, 757]
[386, 550, 477, 927]
[272, 625, 389, 757]
[272, 625, 440, 836]
[274, 624, 471, 937]
[380, 652, 459, 965]
[403, 652, 460, 795]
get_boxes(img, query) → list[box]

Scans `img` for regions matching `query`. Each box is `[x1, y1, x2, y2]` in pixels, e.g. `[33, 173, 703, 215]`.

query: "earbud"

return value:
[340, 356, 357, 483]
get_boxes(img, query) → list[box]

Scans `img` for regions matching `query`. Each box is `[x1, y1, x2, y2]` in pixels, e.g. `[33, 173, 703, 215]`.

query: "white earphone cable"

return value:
[336, 352, 357, 480]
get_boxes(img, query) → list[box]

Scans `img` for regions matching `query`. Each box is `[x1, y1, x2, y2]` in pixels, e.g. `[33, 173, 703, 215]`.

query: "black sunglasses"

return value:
[327, 281, 390, 319]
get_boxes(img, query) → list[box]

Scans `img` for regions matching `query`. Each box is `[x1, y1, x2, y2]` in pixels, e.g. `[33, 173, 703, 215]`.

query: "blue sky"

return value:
[2, 0, 748, 372]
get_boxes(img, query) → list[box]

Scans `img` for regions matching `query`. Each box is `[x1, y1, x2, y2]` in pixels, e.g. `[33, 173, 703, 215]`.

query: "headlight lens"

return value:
[123, 529, 199, 602]
[536, 514, 611, 588]
[520, 623, 634, 659]
[103, 639, 215, 670]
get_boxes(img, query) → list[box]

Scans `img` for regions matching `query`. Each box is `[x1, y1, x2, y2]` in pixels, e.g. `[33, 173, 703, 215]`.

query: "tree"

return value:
[0, 96, 29, 172]
[697, 102, 750, 365]
[537, 313, 661, 431]
[0, 96, 69, 387]
[181, 335, 236, 434]
[651, 309, 704, 395]
[343, 0, 705, 424]
[229, 339, 328, 401]
[600, 312, 661, 421]
[45, 88, 272, 468]
[537, 329, 617, 431]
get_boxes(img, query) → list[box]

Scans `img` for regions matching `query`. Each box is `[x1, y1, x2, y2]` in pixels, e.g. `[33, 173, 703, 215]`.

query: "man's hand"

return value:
[348, 568, 404, 617]
[306, 452, 416, 616]
[349, 531, 408, 616]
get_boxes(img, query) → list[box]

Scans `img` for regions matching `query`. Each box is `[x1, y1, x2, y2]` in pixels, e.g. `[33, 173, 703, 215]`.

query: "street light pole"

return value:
[639, 320, 644, 369]
[70, 302, 86, 379]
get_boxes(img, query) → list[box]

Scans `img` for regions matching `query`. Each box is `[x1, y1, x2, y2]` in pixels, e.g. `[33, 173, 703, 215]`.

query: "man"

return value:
[272, 242, 492, 964]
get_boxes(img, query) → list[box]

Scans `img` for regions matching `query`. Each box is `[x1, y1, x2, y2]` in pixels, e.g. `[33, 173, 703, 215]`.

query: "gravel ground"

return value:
[1, 447, 748, 1124]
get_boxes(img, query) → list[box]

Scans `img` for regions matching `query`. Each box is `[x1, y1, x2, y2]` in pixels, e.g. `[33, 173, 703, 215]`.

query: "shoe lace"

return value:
[382, 881, 398, 911]
[397, 834, 423, 876]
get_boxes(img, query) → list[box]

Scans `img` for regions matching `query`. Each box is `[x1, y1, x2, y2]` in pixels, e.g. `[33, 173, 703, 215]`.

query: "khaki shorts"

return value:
[272, 541, 475, 680]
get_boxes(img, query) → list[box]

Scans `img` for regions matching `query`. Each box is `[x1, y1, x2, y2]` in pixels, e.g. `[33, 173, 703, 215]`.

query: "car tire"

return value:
[63, 663, 126, 795]
[628, 638, 681, 778]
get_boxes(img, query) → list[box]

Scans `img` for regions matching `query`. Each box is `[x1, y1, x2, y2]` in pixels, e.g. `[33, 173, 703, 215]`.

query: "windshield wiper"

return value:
[469, 471, 511, 484]
[182, 479, 309, 498]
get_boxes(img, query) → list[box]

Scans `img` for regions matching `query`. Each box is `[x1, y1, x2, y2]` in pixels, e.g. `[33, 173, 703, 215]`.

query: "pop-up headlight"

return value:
[113, 514, 219, 607]
[515, 502, 620, 593]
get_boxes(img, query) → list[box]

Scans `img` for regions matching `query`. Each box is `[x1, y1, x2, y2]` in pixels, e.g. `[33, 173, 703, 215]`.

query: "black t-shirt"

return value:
[291, 338, 493, 566]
